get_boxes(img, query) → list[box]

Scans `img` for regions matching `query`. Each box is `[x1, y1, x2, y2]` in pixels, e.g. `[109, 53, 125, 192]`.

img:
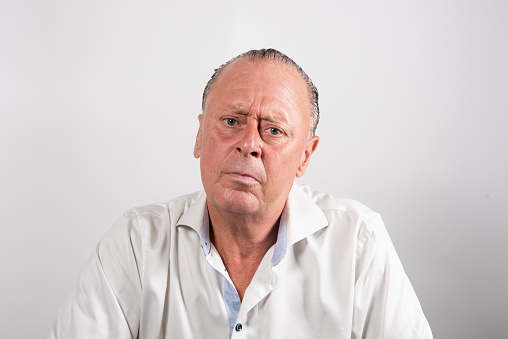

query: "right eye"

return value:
[225, 118, 237, 126]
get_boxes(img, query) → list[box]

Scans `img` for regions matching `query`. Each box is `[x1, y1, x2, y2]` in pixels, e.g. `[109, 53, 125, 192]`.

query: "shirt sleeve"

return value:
[48, 212, 143, 339]
[352, 215, 433, 338]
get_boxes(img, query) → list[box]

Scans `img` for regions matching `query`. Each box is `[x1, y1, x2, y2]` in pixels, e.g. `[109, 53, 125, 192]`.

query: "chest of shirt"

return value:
[137, 224, 358, 338]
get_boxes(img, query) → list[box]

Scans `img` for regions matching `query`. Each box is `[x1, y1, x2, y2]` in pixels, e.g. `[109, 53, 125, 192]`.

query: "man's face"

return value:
[194, 58, 319, 219]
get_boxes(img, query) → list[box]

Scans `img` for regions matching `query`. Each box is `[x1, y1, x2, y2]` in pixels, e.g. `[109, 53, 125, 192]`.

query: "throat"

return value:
[207, 204, 281, 300]
[210, 222, 279, 301]
[224, 259, 261, 301]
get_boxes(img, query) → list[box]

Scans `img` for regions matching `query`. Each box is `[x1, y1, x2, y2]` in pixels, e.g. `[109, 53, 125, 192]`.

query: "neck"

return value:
[207, 201, 282, 300]
[210, 212, 280, 258]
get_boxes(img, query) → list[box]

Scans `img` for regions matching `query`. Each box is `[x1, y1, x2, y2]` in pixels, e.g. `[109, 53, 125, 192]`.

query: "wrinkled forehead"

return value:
[205, 57, 311, 112]
[216, 57, 300, 85]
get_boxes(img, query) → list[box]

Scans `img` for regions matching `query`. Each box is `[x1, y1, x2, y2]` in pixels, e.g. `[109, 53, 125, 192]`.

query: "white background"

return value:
[1, 0, 507, 338]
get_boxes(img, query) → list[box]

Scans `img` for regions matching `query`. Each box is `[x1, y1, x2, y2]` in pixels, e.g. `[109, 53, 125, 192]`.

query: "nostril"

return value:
[236, 140, 261, 157]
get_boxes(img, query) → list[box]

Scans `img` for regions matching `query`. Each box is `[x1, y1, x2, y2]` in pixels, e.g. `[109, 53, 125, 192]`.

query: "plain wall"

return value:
[1, 0, 507, 337]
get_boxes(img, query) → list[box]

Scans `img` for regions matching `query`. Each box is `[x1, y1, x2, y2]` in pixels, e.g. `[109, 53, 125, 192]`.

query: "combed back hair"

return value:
[201, 48, 320, 138]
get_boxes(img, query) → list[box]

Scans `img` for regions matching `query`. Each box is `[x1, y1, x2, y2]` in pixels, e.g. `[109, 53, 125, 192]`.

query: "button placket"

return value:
[231, 318, 247, 339]
[235, 323, 243, 332]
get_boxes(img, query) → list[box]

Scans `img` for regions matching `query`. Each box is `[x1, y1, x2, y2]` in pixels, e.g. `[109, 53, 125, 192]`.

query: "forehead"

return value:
[205, 58, 311, 116]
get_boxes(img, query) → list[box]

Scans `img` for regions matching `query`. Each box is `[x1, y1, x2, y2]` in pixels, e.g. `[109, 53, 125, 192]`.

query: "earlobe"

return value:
[193, 138, 201, 159]
[296, 136, 319, 178]
[193, 114, 203, 159]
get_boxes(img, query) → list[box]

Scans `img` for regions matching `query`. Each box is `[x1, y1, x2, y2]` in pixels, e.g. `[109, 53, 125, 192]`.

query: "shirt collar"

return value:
[201, 204, 212, 256]
[176, 183, 329, 262]
[199, 204, 288, 265]
[176, 190, 207, 234]
[286, 183, 329, 246]
[272, 205, 287, 266]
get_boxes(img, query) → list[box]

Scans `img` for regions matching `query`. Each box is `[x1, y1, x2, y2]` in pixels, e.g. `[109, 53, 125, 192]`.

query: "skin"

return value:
[194, 57, 319, 299]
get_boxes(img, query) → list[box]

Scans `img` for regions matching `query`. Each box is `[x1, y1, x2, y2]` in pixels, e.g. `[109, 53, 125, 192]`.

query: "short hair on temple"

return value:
[201, 48, 320, 138]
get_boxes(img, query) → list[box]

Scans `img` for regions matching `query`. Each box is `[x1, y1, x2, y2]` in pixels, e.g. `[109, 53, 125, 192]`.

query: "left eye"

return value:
[269, 128, 281, 135]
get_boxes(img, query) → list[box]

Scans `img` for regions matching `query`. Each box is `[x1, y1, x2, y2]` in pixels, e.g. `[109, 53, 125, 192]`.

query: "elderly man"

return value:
[49, 49, 432, 338]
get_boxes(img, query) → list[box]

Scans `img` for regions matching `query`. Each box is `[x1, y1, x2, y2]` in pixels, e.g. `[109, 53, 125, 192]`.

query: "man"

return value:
[49, 49, 432, 338]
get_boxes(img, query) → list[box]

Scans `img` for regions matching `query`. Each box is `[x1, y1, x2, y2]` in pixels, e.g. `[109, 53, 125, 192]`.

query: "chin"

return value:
[214, 189, 261, 215]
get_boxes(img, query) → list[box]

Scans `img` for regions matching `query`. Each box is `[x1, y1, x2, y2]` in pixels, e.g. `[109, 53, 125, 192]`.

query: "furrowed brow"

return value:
[260, 109, 289, 124]
[226, 103, 290, 125]
[227, 103, 249, 115]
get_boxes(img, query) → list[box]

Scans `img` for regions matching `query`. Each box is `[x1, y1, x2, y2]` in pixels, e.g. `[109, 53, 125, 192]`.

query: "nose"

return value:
[236, 122, 262, 158]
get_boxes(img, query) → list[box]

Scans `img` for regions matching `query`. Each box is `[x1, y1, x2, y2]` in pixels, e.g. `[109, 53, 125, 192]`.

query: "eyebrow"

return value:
[225, 103, 289, 124]
[227, 103, 249, 115]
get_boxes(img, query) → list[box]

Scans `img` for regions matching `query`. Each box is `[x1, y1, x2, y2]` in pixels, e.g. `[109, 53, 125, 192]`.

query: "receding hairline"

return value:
[204, 57, 310, 108]
[201, 49, 320, 138]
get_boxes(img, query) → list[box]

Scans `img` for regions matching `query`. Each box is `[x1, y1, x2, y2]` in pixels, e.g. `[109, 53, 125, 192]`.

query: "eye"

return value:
[225, 118, 237, 126]
[269, 127, 281, 135]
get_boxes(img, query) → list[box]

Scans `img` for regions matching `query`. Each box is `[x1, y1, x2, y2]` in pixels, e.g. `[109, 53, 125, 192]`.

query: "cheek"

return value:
[265, 150, 299, 176]
[200, 137, 230, 168]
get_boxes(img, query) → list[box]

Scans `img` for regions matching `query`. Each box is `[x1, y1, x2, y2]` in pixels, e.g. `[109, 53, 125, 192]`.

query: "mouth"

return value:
[225, 172, 260, 185]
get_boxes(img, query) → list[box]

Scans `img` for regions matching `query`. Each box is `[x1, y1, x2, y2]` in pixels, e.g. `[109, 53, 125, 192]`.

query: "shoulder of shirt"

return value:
[297, 184, 387, 264]
[298, 184, 381, 224]
[122, 190, 204, 220]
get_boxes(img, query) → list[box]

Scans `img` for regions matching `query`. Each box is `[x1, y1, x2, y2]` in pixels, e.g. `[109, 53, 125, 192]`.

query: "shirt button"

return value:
[235, 323, 243, 332]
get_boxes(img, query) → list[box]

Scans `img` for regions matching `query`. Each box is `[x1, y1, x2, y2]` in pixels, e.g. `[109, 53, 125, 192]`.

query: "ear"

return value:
[296, 136, 319, 178]
[193, 114, 204, 159]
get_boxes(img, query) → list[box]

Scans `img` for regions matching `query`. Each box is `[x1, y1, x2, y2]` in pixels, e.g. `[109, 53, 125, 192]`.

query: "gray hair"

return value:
[201, 48, 320, 138]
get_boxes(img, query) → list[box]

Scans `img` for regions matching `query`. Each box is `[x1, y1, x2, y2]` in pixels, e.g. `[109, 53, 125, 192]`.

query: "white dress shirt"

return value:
[48, 184, 432, 338]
